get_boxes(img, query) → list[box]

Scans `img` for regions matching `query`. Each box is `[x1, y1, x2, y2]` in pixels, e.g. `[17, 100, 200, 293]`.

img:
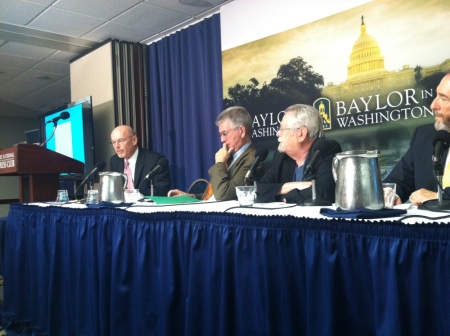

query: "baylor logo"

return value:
[313, 98, 332, 130]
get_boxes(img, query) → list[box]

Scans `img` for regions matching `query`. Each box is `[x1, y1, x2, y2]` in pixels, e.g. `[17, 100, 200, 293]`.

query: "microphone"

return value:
[138, 157, 169, 197]
[418, 130, 450, 211]
[40, 111, 71, 147]
[304, 139, 331, 177]
[46, 111, 70, 124]
[432, 130, 450, 174]
[75, 161, 106, 197]
[144, 157, 169, 180]
[245, 147, 269, 184]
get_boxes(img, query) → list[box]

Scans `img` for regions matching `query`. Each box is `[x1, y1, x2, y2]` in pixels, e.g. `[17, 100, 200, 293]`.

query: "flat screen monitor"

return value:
[38, 96, 95, 176]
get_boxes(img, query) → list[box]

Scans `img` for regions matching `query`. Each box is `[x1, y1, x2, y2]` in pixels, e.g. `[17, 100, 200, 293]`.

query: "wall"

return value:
[0, 116, 39, 217]
[70, 42, 116, 169]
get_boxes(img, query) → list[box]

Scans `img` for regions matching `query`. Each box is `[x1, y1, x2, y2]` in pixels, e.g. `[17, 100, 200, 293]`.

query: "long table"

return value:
[2, 202, 450, 335]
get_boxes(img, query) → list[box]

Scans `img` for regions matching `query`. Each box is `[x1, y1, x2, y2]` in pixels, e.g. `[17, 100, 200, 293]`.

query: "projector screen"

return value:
[39, 96, 95, 175]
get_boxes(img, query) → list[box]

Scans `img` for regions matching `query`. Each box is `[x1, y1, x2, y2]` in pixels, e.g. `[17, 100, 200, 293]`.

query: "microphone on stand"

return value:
[74, 161, 106, 199]
[304, 138, 332, 179]
[138, 157, 169, 196]
[40, 112, 71, 147]
[419, 131, 450, 211]
[46, 111, 70, 125]
[244, 147, 268, 185]
[302, 138, 336, 206]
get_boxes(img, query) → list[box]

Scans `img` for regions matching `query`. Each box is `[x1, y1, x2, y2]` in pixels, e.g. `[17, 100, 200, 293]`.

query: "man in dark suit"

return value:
[168, 106, 264, 201]
[257, 104, 341, 204]
[384, 73, 450, 205]
[110, 125, 170, 196]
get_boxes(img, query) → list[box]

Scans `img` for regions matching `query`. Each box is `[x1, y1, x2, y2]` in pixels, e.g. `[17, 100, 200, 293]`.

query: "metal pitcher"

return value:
[332, 150, 384, 210]
[98, 171, 128, 203]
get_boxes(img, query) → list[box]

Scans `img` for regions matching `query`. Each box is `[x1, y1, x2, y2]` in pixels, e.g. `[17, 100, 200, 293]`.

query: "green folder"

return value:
[145, 195, 201, 204]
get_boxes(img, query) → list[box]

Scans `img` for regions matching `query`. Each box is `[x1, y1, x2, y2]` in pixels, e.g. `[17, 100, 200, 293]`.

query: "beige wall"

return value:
[70, 42, 116, 169]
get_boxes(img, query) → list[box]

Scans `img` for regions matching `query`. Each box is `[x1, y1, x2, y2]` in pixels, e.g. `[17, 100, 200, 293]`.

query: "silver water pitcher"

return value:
[332, 150, 384, 210]
[98, 172, 128, 203]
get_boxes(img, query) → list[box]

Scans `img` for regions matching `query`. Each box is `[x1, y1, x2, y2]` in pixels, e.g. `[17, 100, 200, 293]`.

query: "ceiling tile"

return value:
[37, 95, 72, 113]
[28, 0, 60, 5]
[54, 0, 142, 20]
[47, 50, 80, 63]
[0, 66, 24, 85]
[29, 7, 107, 37]
[113, 3, 190, 32]
[0, 78, 50, 101]
[16, 69, 67, 83]
[0, 0, 46, 25]
[85, 22, 155, 43]
[145, 0, 219, 15]
[31, 60, 70, 75]
[0, 53, 41, 69]
[0, 41, 56, 59]
[17, 82, 71, 109]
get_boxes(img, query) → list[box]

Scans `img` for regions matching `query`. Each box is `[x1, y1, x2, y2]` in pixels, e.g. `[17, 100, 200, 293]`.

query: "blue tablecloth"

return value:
[2, 203, 450, 335]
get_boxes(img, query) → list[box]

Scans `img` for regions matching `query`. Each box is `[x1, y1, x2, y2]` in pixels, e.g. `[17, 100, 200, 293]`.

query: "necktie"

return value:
[124, 159, 134, 190]
[443, 162, 450, 188]
[202, 156, 233, 200]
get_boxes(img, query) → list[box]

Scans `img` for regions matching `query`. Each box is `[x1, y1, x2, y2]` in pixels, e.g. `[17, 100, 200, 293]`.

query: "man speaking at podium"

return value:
[110, 125, 171, 196]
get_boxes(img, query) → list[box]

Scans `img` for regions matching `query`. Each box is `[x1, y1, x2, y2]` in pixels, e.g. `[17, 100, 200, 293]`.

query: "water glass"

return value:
[383, 183, 396, 209]
[86, 190, 99, 204]
[236, 186, 255, 206]
[56, 190, 69, 203]
[124, 189, 142, 203]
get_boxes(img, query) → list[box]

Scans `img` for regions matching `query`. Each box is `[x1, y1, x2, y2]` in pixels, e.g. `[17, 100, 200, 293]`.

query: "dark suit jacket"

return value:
[110, 148, 171, 196]
[257, 139, 342, 204]
[384, 123, 448, 202]
[205, 143, 264, 201]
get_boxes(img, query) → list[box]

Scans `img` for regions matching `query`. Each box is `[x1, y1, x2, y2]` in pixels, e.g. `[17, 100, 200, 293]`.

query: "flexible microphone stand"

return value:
[418, 174, 450, 211]
[418, 160, 450, 211]
[40, 123, 57, 147]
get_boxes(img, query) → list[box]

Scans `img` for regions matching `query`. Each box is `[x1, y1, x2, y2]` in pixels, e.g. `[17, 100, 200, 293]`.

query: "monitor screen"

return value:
[39, 96, 95, 175]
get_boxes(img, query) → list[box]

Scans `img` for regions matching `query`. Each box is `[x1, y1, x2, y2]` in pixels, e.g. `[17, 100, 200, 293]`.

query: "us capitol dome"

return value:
[321, 16, 449, 101]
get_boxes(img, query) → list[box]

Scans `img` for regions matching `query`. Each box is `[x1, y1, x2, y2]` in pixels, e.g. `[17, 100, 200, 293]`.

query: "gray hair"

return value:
[216, 106, 253, 134]
[285, 104, 324, 140]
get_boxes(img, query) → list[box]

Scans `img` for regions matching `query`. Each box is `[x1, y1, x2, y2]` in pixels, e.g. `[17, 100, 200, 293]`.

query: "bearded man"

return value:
[384, 72, 450, 205]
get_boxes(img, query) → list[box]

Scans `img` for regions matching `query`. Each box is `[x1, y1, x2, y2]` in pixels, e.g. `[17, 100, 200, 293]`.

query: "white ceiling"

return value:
[0, 0, 232, 118]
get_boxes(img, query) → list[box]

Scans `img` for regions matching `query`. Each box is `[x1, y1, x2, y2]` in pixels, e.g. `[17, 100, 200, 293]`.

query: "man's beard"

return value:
[435, 119, 450, 132]
[278, 143, 284, 153]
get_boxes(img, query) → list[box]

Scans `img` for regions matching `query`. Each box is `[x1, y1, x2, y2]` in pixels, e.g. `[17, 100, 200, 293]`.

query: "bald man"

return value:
[110, 125, 170, 196]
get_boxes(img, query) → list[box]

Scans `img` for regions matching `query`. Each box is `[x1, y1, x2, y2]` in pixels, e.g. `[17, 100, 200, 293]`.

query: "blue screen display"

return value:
[43, 104, 86, 165]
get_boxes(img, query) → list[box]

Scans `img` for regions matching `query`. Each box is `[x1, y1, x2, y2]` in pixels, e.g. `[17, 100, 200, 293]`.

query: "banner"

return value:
[222, 0, 450, 176]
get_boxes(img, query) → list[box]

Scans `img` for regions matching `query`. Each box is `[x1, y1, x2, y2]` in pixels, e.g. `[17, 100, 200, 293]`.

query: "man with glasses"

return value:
[257, 104, 341, 204]
[168, 106, 264, 201]
[110, 125, 171, 196]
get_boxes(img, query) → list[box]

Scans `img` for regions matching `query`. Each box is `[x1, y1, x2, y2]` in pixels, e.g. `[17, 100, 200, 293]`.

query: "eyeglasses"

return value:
[218, 127, 240, 138]
[110, 136, 133, 146]
[278, 127, 299, 133]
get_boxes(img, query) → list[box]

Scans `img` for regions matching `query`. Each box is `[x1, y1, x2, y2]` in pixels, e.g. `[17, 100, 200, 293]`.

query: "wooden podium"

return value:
[0, 144, 84, 202]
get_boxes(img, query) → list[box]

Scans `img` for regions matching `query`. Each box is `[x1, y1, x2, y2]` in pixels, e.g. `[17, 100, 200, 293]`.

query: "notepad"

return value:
[145, 195, 201, 205]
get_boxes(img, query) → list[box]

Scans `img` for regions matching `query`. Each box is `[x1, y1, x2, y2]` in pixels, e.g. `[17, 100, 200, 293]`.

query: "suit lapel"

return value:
[228, 144, 253, 177]
[134, 149, 145, 188]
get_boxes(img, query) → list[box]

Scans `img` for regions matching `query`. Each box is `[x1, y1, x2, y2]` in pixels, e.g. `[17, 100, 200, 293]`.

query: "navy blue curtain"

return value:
[3, 204, 450, 335]
[148, 14, 223, 191]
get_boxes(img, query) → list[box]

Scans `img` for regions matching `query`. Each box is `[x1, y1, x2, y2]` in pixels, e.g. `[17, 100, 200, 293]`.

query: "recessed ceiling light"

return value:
[35, 75, 52, 80]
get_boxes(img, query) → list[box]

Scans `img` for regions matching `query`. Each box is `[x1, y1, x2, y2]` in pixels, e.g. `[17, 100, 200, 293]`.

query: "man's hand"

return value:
[409, 188, 437, 206]
[215, 143, 234, 163]
[168, 189, 194, 198]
